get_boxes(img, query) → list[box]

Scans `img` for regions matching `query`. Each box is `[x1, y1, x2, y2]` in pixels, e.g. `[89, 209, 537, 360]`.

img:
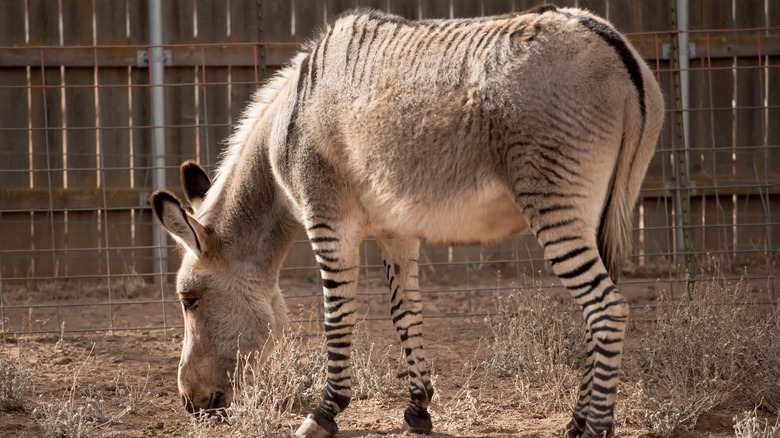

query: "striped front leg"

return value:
[376, 236, 434, 433]
[296, 222, 361, 438]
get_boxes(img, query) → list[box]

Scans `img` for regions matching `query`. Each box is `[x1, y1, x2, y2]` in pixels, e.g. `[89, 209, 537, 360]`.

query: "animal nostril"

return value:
[209, 391, 226, 410]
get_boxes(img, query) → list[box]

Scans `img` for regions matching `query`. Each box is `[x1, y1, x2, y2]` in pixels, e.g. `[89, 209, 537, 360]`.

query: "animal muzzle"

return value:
[182, 390, 228, 415]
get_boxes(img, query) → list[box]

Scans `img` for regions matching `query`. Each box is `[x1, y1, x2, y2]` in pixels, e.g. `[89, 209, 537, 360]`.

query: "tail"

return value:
[597, 46, 664, 281]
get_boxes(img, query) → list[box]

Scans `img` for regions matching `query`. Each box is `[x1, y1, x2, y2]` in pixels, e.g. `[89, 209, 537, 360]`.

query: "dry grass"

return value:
[618, 264, 780, 436]
[0, 351, 35, 413]
[6, 265, 779, 437]
[733, 408, 780, 438]
[484, 279, 585, 415]
[29, 342, 158, 438]
[429, 354, 486, 430]
[190, 323, 405, 437]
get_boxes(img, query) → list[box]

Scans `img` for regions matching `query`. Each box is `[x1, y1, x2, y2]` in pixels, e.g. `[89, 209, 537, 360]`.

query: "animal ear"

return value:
[179, 160, 211, 212]
[150, 190, 213, 257]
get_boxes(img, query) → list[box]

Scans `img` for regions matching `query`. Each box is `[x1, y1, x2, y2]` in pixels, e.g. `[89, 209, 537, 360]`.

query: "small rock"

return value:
[156, 422, 164, 429]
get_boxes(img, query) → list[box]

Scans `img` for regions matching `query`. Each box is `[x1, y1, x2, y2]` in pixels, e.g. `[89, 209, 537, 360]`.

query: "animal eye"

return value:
[181, 297, 199, 310]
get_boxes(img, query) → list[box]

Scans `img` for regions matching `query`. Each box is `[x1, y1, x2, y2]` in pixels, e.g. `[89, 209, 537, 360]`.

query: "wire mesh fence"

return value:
[0, 0, 778, 336]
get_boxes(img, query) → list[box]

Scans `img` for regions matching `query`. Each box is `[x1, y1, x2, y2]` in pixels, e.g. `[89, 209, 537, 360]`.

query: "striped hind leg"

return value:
[376, 236, 434, 433]
[295, 221, 362, 438]
[520, 197, 628, 438]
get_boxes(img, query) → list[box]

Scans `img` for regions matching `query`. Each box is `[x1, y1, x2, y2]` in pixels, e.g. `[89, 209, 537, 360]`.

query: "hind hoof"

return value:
[295, 414, 336, 438]
[402, 405, 432, 434]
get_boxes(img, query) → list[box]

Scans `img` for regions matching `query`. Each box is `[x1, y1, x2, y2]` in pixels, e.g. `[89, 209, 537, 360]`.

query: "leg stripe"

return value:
[550, 246, 590, 266]
[558, 257, 598, 279]
[323, 279, 353, 289]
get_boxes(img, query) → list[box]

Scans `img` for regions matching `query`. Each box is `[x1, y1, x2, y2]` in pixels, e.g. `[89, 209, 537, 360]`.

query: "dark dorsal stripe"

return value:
[574, 16, 647, 127]
[525, 4, 558, 15]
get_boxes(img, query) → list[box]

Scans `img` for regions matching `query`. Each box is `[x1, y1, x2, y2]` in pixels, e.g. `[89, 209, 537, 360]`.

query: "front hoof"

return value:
[402, 405, 432, 434]
[295, 414, 337, 438]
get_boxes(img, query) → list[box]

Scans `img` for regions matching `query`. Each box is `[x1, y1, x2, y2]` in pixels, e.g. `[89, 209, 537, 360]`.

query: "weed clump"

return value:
[484, 282, 585, 414]
[191, 324, 403, 437]
[0, 353, 35, 412]
[619, 265, 780, 436]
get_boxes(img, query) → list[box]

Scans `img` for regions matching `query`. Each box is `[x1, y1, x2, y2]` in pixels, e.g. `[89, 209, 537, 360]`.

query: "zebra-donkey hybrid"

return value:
[150, 4, 664, 438]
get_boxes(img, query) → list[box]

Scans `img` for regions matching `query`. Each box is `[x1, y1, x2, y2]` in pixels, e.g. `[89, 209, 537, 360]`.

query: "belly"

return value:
[367, 180, 528, 245]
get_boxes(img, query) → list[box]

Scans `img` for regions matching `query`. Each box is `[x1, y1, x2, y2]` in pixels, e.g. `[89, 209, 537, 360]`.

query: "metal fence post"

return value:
[149, 0, 167, 279]
[672, 0, 695, 287]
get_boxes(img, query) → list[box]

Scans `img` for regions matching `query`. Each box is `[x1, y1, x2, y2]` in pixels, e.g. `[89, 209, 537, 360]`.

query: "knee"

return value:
[410, 380, 434, 408]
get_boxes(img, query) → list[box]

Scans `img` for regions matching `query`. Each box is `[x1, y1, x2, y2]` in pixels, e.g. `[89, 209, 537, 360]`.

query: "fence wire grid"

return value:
[0, 0, 778, 336]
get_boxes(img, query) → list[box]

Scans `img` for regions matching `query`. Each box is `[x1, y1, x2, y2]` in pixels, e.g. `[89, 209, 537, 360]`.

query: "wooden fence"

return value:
[0, 0, 778, 289]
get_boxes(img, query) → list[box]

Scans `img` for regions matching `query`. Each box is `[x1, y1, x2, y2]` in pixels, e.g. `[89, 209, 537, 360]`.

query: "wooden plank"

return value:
[128, 0, 152, 288]
[642, 59, 673, 182]
[327, 0, 359, 22]
[200, 66, 231, 165]
[734, 196, 770, 268]
[228, 66, 258, 167]
[686, 56, 711, 179]
[733, 0, 770, 264]
[451, 0, 481, 18]
[607, 0, 639, 33]
[701, 56, 735, 180]
[0, 0, 27, 45]
[196, 0, 229, 41]
[769, 17, 780, 276]
[701, 195, 735, 268]
[62, 0, 100, 278]
[163, 0, 197, 190]
[29, 66, 65, 279]
[27, 0, 67, 280]
[387, 0, 418, 19]
[419, 0, 450, 19]
[3, 35, 779, 69]
[229, 0, 260, 42]
[641, 196, 675, 268]
[734, 56, 763, 176]
[128, 0, 149, 44]
[63, 64, 100, 278]
[734, 0, 764, 30]
[96, 3, 132, 190]
[164, 66, 198, 188]
[295, 0, 325, 42]
[767, 54, 780, 193]
[357, 0, 387, 12]
[0, 67, 33, 281]
[577, 0, 607, 19]
[689, 0, 733, 31]
[196, 0, 231, 168]
[26, 0, 61, 45]
[482, 1, 516, 16]
[637, 0, 670, 32]
[263, 0, 293, 45]
[771, 1, 780, 35]
[96, 0, 138, 278]
[163, 0, 196, 45]
[554, 0, 578, 9]
[22, 0, 61, 279]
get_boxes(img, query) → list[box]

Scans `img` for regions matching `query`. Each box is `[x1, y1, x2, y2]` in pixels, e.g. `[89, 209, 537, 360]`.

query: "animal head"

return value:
[150, 161, 289, 414]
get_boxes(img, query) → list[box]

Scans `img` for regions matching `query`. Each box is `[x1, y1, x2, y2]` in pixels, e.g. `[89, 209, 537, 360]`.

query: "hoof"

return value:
[295, 414, 337, 438]
[563, 420, 584, 438]
[402, 405, 432, 434]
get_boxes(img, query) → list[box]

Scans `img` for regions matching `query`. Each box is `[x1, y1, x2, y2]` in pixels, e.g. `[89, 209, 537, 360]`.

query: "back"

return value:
[293, 7, 653, 200]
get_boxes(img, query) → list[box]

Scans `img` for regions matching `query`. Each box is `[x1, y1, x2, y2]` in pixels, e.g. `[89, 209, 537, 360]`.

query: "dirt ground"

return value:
[1, 269, 775, 437]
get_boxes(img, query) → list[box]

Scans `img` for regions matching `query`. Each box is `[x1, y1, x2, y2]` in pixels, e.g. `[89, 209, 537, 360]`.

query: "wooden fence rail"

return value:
[1, 0, 778, 289]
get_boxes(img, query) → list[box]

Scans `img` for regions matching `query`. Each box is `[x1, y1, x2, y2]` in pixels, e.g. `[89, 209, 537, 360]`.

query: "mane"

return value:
[197, 52, 309, 223]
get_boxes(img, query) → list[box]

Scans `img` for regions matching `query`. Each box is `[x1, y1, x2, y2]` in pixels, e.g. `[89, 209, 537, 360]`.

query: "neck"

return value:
[197, 57, 303, 272]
